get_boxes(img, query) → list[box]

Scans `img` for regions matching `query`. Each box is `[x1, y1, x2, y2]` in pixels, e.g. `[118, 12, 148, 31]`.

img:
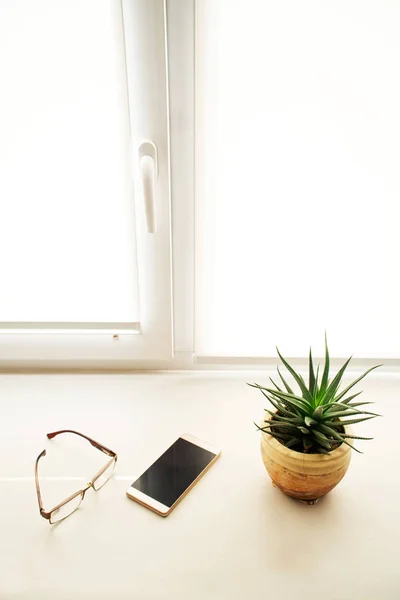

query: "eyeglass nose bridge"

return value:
[82, 482, 93, 499]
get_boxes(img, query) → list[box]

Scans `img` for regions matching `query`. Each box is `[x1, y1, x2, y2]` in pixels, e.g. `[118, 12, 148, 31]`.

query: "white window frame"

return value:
[168, 0, 195, 358]
[0, 0, 173, 366]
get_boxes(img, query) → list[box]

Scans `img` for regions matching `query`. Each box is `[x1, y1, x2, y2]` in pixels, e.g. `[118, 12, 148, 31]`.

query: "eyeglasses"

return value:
[35, 429, 118, 524]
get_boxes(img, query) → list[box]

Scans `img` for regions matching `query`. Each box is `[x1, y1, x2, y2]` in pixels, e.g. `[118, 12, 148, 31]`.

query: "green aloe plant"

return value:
[249, 337, 381, 454]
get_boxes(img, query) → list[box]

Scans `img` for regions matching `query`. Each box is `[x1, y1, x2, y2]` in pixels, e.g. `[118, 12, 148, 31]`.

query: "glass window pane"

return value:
[0, 0, 139, 324]
[196, 0, 400, 358]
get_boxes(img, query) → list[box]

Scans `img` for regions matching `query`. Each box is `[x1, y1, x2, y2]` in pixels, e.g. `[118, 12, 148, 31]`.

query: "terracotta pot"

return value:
[260, 424, 352, 502]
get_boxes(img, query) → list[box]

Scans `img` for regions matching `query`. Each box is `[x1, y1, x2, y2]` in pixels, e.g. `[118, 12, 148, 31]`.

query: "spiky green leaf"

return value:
[266, 388, 310, 411]
[318, 423, 362, 453]
[303, 438, 313, 451]
[312, 430, 329, 441]
[312, 430, 334, 449]
[341, 434, 374, 440]
[254, 423, 296, 439]
[320, 333, 330, 395]
[324, 415, 375, 427]
[269, 377, 282, 392]
[314, 364, 320, 399]
[258, 388, 301, 418]
[346, 401, 376, 408]
[324, 408, 381, 419]
[309, 348, 316, 397]
[247, 383, 300, 410]
[336, 391, 363, 405]
[322, 395, 363, 412]
[322, 356, 352, 405]
[334, 365, 382, 403]
[261, 419, 299, 429]
[298, 426, 310, 435]
[276, 348, 313, 402]
[285, 438, 300, 449]
[312, 406, 324, 420]
[263, 409, 303, 425]
[277, 367, 294, 394]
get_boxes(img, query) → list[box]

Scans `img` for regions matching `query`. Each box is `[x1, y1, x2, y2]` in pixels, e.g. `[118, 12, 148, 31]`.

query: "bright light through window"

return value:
[0, 0, 139, 325]
[195, 0, 400, 358]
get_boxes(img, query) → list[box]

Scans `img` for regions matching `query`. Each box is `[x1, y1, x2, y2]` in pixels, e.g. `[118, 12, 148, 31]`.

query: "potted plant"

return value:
[249, 337, 381, 503]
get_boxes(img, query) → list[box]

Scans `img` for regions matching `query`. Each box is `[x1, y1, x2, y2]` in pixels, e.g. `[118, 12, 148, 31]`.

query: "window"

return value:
[2, 0, 399, 368]
[0, 0, 172, 364]
[194, 0, 400, 360]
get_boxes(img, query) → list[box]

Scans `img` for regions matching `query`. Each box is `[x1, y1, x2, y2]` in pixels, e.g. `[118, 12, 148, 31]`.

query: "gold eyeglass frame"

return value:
[35, 429, 118, 524]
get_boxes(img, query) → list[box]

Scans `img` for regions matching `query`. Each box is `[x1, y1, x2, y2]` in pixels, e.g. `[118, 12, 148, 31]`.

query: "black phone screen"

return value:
[130, 437, 216, 508]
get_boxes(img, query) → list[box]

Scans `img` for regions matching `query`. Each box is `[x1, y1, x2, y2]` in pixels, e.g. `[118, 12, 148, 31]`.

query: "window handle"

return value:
[139, 140, 158, 233]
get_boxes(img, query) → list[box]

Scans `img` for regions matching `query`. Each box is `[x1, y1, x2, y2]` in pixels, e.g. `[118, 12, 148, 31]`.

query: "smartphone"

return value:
[126, 433, 221, 517]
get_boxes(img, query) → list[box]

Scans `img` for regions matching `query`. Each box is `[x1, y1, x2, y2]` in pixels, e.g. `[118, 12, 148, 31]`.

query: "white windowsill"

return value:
[0, 371, 398, 599]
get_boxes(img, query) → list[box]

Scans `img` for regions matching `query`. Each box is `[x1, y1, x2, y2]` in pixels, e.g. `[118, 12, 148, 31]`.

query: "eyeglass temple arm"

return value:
[35, 449, 46, 513]
[46, 430, 116, 457]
